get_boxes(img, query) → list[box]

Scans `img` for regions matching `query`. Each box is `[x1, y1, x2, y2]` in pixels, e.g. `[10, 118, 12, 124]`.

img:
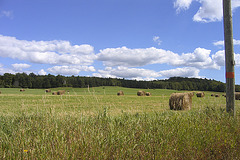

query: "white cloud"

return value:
[38, 69, 47, 75]
[212, 50, 240, 66]
[153, 36, 162, 45]
[93, 66, 200, 80]
[193, 0, 223, 22]
[176, 48, 219, 69]
[174, 0, 240, 22]
[174, 0, 193, 12]
[97, 47, 178, 67]
[213, 39, 240, 46]
[12, 63, 31, 71]
[0, 35, 96, 65]
[97, 46, 219, 69]
[93, 66, 160, 80]
[159, 67, 200, 78]
[47, 65, 96, 75]
[212, 50, 225, 66]
[0, 64, 15, 75]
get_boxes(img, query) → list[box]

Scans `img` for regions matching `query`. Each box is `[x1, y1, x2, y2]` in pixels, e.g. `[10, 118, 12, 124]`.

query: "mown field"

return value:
[1, 87, 240, 159]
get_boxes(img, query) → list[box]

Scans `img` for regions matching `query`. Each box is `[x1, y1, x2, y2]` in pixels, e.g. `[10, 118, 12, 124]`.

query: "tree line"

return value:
[1, 72, 240, 92]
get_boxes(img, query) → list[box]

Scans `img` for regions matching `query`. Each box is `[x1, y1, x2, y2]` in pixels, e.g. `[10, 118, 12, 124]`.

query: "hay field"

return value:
[1, 87, 240, 159]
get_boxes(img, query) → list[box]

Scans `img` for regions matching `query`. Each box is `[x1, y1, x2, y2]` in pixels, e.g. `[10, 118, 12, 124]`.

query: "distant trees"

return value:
[0, 73, 237, 92]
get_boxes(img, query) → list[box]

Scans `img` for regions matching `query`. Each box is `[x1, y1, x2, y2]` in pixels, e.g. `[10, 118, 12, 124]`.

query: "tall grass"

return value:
[0, 87, 240, 159]
[1, 108, 240, 159]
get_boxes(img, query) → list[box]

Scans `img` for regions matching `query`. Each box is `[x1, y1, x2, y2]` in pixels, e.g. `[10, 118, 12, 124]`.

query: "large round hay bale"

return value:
[117, 90, 124, 96]
[137, 91, 145, 96]
[45, 89, 51, 93]
[146, 92, 151, 96]
[235, 92, 240, 100]
[57, 90, 65, 95]
[169, 92, 193, 110]
[196, 92, 205, 97]
[211, 94, 215, 97]
[20, 89, 25, 92]
[215, 94, 220, 97]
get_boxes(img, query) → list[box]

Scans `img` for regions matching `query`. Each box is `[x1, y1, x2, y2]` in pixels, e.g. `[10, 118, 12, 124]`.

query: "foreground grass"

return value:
[0, 87, 240, 159]
[1, 108, 240, 159]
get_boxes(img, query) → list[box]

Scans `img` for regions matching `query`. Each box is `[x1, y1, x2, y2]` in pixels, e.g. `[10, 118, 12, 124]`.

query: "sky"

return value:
[1, 0, 240, 84]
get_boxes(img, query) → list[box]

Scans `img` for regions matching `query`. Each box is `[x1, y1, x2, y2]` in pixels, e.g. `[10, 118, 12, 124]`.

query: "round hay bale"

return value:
[117, 90, 124, 96]
[146, 92, 151, 96]
[20, 89, 25, 92]
[52, 91, 57, 95]
[235, 92, 240, 100]
[57, 90, 65, 95]
[215, 94, 220, 97]
[137, 91, 146, 96]
[169, 92, 193, 110]
[211, 94, 215, 97]
[45, 89, 51, 93]
[196, 92, 205, 97]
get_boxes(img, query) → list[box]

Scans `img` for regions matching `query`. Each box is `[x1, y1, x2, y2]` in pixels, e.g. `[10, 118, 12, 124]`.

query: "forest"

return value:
[1, 72, 240, 92]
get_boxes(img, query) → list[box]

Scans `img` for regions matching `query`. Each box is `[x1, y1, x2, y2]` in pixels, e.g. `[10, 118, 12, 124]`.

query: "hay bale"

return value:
[146, 92, 151, 96]
[0, 91, 1, 94]
[20, 89, 25, 92]
[57, 90, 65, 95]
[137, 91, 146, 96]
[169, 92, 193, 110]
[215, 94, 220, 97]
[196, 92, 205, 97]
[117, 90, 124, 96]
[211, 94, 215, 97]
[235, 92, 240, 100]
[45, 89, 51, 93]
[52, 91, 57, 95]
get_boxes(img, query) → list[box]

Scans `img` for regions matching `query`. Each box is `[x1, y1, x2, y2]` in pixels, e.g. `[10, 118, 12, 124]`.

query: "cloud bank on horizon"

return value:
[1, 34, 240, 80]
[0, 0, 240, 81]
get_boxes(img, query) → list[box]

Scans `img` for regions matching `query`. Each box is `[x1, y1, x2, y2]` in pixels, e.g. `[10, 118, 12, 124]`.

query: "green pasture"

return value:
[0, 86, 236, 117]
[1, 87, 240, 159]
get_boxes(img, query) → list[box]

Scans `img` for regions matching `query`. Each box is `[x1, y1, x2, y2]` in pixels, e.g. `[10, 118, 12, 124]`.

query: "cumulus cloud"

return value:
[176, 48, 220, 69]
[93, 66, 200, 80]
[0, 35, 96, 65]
[97, 47, 175, 67]
[174, 0, 240, 22]
[12, 63, 31, 71]
[212, 50, 240, 66]
[47, 65, 96, 75]
[93, 66, 160, 80]
[96, 46, 219, 69]
[213, 39, 240, 46]
[174, 0, 193, 12]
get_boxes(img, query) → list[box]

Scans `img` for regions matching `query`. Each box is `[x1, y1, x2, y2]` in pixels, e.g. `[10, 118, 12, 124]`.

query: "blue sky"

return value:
[1, 0, 240, 84]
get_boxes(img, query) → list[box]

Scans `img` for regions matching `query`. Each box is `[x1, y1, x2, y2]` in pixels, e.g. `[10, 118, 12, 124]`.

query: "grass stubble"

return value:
[0, 87, 240, 159]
